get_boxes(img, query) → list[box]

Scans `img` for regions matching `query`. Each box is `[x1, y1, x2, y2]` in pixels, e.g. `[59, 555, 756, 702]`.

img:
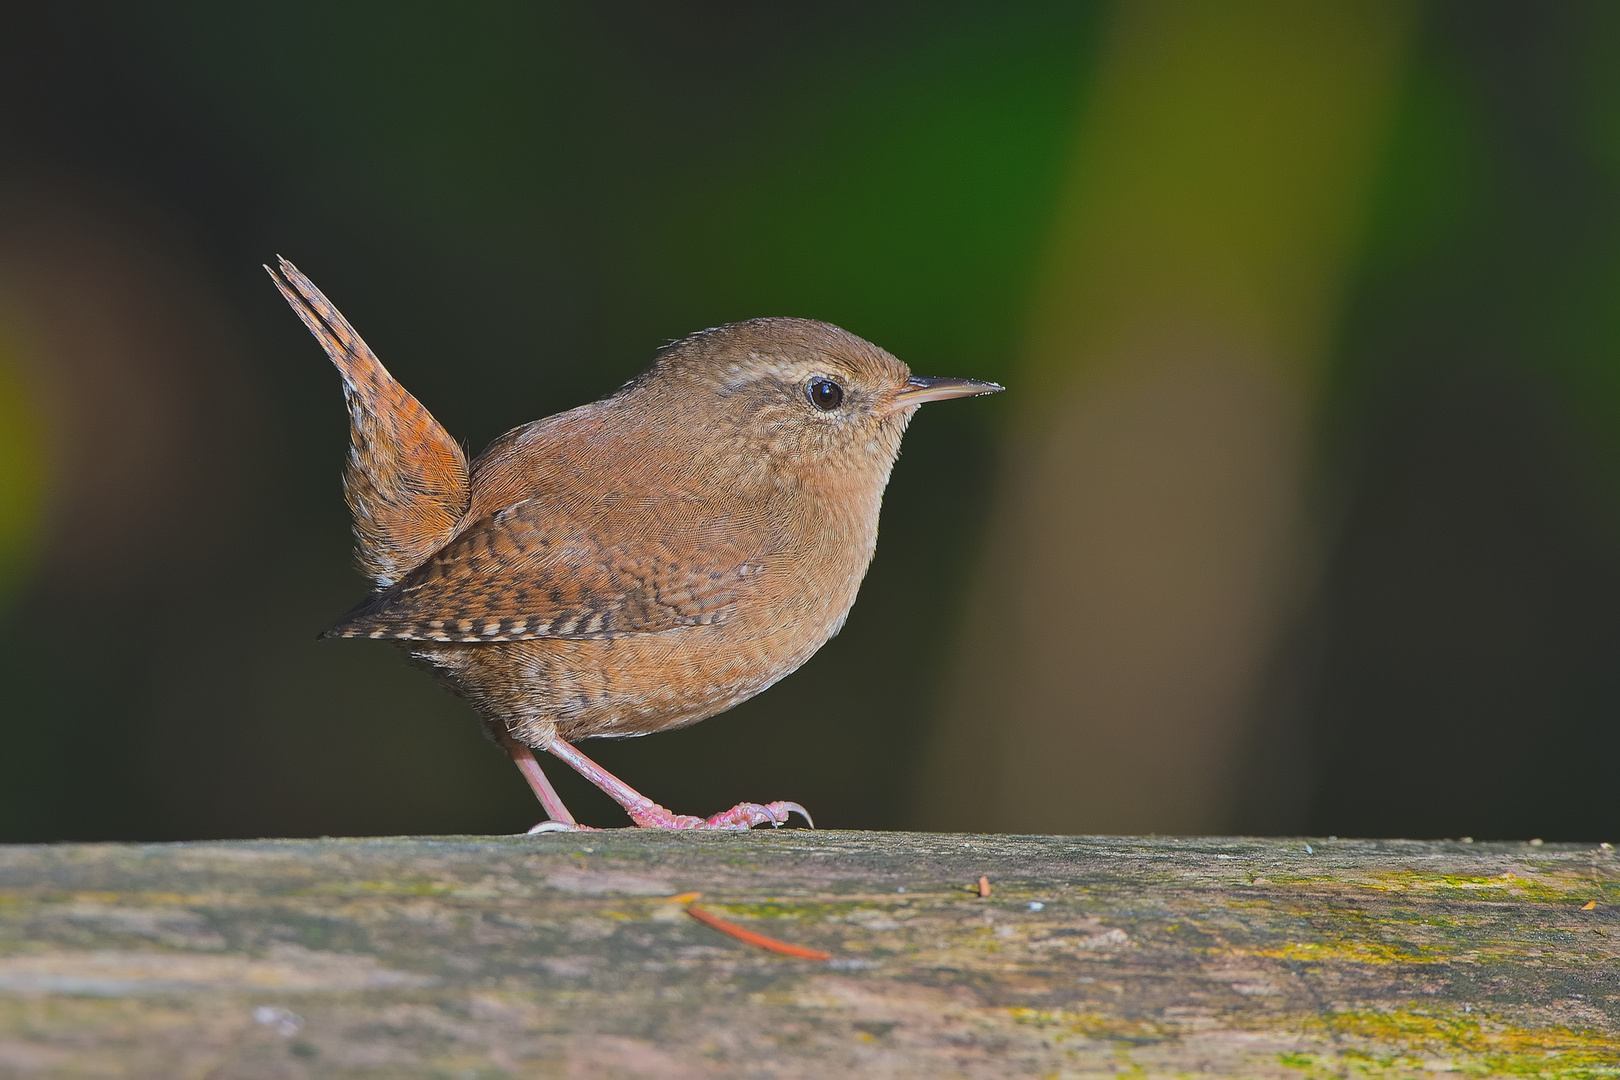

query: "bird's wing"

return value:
[268, 257, 470, 588]
[324, 496, 772, 642]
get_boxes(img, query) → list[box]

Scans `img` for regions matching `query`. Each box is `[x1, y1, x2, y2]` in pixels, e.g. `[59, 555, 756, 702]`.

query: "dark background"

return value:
[0, 2, 1615, 843]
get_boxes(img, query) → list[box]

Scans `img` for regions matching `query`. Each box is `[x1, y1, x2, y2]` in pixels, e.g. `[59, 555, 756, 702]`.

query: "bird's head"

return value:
[630, 318, 1001, 489]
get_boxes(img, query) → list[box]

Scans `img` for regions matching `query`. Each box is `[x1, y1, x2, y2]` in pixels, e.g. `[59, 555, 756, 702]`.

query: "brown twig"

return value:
[685, 904, 832, 962]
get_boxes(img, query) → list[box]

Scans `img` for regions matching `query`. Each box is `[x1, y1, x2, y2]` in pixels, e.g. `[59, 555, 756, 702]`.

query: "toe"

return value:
[698, 801, 813, 830]
[623, 801, 814, 830]
[628, 806, 706, 829]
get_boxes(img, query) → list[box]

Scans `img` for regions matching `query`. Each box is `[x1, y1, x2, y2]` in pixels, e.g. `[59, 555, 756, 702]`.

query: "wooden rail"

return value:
[1, 832, 1615, 1077]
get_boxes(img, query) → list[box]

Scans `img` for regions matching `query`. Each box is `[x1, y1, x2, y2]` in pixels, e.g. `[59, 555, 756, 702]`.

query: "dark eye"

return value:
[806, 378, 844, 411]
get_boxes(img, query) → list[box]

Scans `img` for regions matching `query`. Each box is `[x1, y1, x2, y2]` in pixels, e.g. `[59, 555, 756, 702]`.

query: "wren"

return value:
[269, 258, 1001, 831]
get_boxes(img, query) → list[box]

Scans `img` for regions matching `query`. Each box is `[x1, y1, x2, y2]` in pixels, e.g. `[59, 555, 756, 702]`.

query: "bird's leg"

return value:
[540, 736, 812, 830]
[495, 731, 590, 833]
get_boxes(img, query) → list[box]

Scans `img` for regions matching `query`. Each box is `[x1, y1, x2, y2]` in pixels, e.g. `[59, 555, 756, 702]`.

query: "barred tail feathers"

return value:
[267, 258, 470, 587]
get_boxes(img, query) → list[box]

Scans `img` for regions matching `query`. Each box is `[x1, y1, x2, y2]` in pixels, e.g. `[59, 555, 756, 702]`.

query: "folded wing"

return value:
[325, 498, 769, 641]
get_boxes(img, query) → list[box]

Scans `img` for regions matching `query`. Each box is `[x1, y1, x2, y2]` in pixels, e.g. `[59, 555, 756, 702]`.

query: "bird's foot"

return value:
[628, 801, 813, 830]
[537, 737, 813, 831]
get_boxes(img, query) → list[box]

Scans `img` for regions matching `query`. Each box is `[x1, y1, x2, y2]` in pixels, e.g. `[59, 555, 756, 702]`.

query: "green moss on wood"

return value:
[0, 833, 1614, 1077]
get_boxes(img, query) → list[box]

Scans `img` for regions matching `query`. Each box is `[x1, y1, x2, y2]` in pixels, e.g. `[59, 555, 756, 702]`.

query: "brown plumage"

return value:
[269, 257, 1000, 831]
[268, 263, 468, 588]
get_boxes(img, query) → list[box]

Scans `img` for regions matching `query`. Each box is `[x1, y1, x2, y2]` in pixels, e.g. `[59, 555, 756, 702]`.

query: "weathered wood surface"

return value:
[0, 832, 1615, 1078]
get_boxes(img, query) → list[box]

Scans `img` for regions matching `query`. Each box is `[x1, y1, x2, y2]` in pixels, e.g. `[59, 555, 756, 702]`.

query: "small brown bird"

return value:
[268, 257, 1000, 831]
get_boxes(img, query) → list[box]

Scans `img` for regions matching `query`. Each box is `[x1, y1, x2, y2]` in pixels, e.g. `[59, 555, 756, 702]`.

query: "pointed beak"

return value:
[888, 375, 1004, 411]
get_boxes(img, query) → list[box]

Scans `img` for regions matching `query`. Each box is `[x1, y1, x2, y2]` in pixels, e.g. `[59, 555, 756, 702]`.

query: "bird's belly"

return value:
[407, 525, 876, 745]
[414, 612, 838, 743]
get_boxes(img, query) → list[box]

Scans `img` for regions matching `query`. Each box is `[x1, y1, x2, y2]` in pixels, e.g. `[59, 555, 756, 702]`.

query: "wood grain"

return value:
[1, 832, 1615, 1077]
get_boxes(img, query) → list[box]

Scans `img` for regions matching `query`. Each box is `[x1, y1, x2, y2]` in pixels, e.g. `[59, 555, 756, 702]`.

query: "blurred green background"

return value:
[0, 1, 1616, 843]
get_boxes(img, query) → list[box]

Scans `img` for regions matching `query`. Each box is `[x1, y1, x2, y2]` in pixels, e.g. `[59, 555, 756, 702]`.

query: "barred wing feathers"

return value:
[326, 498, 769, 642]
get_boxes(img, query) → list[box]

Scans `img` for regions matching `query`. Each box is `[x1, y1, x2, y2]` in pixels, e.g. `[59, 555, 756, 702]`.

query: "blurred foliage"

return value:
[0, 331, 45, 598]
[0, 2, 1103, 839]
[0, 2, 1616, 842]
[1302, 3, 1620, 841]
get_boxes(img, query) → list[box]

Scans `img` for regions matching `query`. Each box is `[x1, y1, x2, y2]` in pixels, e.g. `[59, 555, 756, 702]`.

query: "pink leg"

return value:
[541, 736, 812, 830]
[496, 731, 592, 833]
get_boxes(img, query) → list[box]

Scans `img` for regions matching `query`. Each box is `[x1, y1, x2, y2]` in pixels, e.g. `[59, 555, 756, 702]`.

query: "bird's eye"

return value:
[806, 378, 844, 411]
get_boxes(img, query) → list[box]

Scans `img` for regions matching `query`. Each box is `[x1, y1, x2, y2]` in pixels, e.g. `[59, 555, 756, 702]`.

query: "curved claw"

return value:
[525, 820, 598, 834]
[763, 802, 814, 829]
